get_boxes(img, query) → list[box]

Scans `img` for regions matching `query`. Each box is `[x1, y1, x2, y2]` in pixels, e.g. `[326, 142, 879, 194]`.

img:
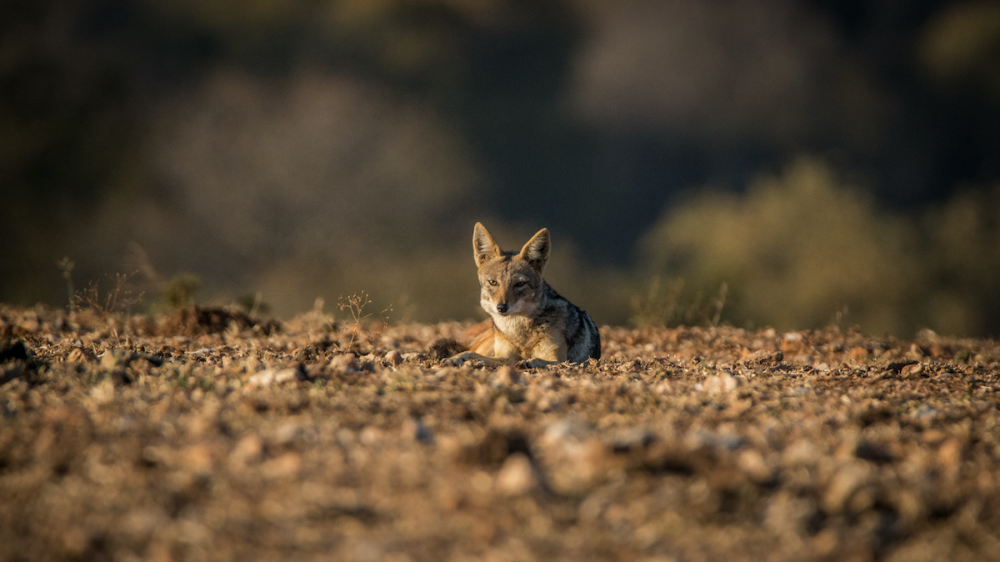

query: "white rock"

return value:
[702, 371, 739, 394]
[273, 367, 301, 383]
[247, 368, 275, 387]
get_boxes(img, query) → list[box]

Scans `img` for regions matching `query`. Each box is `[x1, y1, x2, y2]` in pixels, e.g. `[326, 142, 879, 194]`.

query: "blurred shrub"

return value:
[163, 273, 201, 310]
[923, 185, 1000, 336]
[641, 158, 1000, 336]
[919, 1, 1000, 95]
[640, 159, 931, 335]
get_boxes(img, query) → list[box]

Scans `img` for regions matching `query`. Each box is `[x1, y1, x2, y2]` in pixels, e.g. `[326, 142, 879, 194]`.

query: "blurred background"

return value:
[2, 0, 999, 337]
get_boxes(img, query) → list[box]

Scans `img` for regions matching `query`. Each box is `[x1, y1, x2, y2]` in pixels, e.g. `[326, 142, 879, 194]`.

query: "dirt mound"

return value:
[159, 305, 281, 337]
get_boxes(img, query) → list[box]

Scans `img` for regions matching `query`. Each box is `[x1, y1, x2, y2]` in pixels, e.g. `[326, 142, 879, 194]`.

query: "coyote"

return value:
[448, 222, 601, 368]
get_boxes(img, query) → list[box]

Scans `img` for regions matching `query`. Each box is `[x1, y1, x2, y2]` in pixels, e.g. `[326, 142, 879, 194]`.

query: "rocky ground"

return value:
[2, 304, 1000, 562]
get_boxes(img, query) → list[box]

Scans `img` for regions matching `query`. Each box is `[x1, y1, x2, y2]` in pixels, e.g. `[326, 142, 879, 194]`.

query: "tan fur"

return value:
[449, 222, 600, 369]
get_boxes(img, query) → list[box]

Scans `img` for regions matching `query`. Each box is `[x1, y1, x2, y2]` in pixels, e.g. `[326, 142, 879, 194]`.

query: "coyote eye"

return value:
[514, 280, 526, 288]
[488, 279, 498, 287]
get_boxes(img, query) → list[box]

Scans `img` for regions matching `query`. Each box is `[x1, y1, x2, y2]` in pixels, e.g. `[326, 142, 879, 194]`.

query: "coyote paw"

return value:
[446, 352, 476, 367]
[518, 358, 555, 370]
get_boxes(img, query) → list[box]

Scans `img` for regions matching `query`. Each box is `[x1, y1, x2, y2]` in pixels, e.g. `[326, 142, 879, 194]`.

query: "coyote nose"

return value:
[496, 303, 509, 314]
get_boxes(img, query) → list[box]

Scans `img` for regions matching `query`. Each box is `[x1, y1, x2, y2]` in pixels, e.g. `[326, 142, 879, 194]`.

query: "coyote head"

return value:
[472, 222, 549, 319]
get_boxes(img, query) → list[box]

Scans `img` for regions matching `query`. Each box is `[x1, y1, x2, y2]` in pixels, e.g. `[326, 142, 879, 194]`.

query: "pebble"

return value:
[737, 449, 773, 482]
[701, 372, 739, 394]
[247, 366, 304, 387]
[402, 418, 435, 445]
[229, 434, 263, 466]
[329, 353, 359, 372]
[260, 452, 302, 480]
[495, 453, 538, 496]
[608, 427, 655, 452]
[823, 462, 872, 514]
[492, 366, 521, 386]
[541, 415, 591, 448]
[385, 350, 403, 367]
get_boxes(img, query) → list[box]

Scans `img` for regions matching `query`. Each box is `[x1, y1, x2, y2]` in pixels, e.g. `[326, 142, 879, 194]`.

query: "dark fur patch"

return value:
[542, 284, 601, 362]
[429, 338, 466, 360]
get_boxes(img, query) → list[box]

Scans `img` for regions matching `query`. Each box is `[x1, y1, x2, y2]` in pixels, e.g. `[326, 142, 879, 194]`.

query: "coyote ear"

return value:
[519, 228, 550, 273]
[473, 222, 501, 267]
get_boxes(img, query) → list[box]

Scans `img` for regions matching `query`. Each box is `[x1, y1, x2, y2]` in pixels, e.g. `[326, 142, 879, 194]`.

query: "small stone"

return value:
[848, 347, 869, 361]
[248, 365, 304, 387]
[493, 366, 521, 386]
[180, 444, 214, 476]
[823, 462, 871, 514]
[142, 445, 174, 467]
[783, 440, 819, 465]
[781, 332, 805, 353]
[260, 452, 302, 480]
[359, 426, 382, 446]
[247, 368, 275, 387]
[402, 418, 435, 444]
[741, 349, 784, 366]
[938, 438, 963, 472]
[686, 429, 743, 451]
[495, 453, 537, 496]
[738, 449, 773, 482]
[702, 372, 739, 394]
[229, 434, 263, 467]
[89, 378, 115, 404]
[272, 367, 301, 384]
[385, 350, 403, 366]
[901, 362, 924, 378]
[608, 427, 655, 452]
[243, 357, 262, 373]
[329, 353, 358, 372]
[541, 415, 591, 448]
[100, 350, 119, 370]
[272, 423, 301, 446]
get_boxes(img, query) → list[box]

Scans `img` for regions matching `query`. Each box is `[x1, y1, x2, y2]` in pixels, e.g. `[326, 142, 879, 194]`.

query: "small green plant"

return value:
[164, 273, 201, 309]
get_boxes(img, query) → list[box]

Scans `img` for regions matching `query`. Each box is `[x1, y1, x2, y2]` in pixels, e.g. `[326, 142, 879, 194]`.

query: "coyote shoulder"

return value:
[448, 222, 601, 369]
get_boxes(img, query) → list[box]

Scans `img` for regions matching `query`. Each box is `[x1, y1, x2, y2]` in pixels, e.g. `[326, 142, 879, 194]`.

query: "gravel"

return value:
[1, 305, 999, 561]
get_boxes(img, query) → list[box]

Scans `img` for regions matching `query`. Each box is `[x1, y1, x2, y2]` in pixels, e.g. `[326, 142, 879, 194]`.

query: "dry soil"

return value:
[2, 305, 1000, 562]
